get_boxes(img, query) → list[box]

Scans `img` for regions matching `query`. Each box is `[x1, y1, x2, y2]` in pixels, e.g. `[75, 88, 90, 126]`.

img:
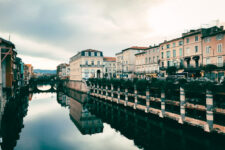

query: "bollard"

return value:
[111, 84, 114, 102]
[134, 85, 138, 109]
[178, 87, 186, 124]
[117, 86, 120, 104]
[159, 89, 165, 118]
[124, 88, 128, 106]
[204, 90, 214, 132]
[145, 87, 150, 113]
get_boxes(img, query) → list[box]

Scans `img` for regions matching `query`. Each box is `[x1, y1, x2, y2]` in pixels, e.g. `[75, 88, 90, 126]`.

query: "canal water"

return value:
[1, 85, 225, 150]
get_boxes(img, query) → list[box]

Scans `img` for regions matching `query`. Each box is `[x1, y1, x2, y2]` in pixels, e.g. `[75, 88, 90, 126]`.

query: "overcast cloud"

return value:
[0, 0, 225, 69]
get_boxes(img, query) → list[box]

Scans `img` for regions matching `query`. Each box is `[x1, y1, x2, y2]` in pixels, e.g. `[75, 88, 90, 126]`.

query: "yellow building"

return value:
[69, 49, 104, 81]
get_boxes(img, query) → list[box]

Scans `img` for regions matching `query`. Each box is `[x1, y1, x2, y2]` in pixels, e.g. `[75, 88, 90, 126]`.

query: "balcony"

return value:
[80, 64, 104, 68]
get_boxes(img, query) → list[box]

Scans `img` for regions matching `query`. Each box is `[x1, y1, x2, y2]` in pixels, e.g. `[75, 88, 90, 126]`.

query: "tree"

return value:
[166, 66, 177, 75]
[204, 64, 217, 80]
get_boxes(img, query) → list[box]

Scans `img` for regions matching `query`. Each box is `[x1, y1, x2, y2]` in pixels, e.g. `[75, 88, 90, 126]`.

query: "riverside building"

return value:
[69, 49, 104, 81]
[116, 46, 149, 78]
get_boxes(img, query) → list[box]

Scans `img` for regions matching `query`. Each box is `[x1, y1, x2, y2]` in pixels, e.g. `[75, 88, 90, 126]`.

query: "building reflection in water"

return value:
[0, 91, 29, 150]
[57, 90, 103, 135]
[88, 97, 225, 150]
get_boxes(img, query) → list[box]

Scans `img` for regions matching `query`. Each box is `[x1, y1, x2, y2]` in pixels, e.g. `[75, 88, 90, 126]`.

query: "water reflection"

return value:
[0, 86, 224, 150]
[57, 91, 103, 135]
[62, 89, 225, 150]
[1, 92, 29, 150]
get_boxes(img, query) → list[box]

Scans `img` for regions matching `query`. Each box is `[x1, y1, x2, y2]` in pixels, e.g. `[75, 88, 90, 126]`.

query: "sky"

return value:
[0, 0, 225, 69]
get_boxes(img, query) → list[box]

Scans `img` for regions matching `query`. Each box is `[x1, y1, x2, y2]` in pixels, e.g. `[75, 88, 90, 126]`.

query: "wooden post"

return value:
[133, 85, 138, 109]
[204, 90, 214, 132]
[159, 89, 165, 118]
[111, 84, 114, 102]
[124, 88, 128, 106]
[145, 87, 150, 113]
[178, 87, 186, 124]
[117, 86, 120, 104]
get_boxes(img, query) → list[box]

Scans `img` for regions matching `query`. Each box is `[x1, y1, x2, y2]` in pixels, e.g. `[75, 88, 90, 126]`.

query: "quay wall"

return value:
[88, 82, 225, 134]
[63, 80, 89, 93]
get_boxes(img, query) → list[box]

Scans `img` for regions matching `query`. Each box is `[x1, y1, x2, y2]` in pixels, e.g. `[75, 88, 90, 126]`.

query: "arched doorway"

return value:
[97, 70, 101, 78]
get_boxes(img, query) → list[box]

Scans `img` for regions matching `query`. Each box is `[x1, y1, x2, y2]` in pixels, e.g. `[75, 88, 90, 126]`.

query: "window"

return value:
[85, 52, 89, 56]
[153, 56, 155, 63]
[186, 48, 190, 56]
[195, 46, 198, 53]
[153, 48, 155, 52]
[157, 56, 159, 62]
[166, 44, 170, 49]
[97, 61, 100, 65]
[179, 48, 182, 56]
[91, 60, 94, 65]
[186, 38, 189, 43]
[179, 41, 183, 46]
[97, 52, 101, 56]
[145, 58, 148, 64]
[157, 48, 159, 52]
[217, 43, 222, 53]
[166, 51, 171, 58]
[173, 50, 176, 57]
[173, 43, 176, 47]
[218, 56, 223, 67]
[216, 34, 223, 40]
[161, 46, 164, 50]
[161, 52, 164, 59]
[91, 52, 95, 56]
[206, 57, 210, 65]
[149, 57, 151, 63]
[85, 60, 88, 65]
[204, 37, 211, 43]
[195, 35, 199, 42]
[206, 46, 210, 54]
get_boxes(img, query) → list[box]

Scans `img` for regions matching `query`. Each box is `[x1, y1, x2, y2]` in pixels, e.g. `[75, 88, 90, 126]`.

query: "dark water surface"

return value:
[1, 86, 225, 150]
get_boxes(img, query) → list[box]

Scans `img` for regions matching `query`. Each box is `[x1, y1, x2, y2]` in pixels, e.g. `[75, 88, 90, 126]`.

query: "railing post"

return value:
[204, 90, 214, 132]
[124, 88, 128, 106]
[105, 85, 108, 100]
[117, 86, 120, 104]
[133, 85, 138, 109]
[97, 84, 99, 97]
[145, 86, 150, 113]
[101, 85, 104, 99]
[111, 84, 114, 102]
[178, 87, 186, 124]
[159, 89, 165, 118]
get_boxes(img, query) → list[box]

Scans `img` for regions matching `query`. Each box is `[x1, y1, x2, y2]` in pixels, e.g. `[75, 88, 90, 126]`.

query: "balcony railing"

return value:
[80, 64, 104, 67]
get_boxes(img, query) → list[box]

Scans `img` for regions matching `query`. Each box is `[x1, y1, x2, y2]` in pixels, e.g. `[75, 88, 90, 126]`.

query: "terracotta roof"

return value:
[104, 57, 116, 62]
[130, 46, 149, 49]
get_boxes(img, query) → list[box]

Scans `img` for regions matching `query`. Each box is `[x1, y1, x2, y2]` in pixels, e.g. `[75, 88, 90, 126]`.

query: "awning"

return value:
[192, 55, 200, 60]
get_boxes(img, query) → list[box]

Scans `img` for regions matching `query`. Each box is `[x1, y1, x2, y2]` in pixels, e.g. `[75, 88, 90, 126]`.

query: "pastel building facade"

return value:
[160, 38, 184, 69]
[70, 49, 104, 81]
[116, 46, 148, 78]
[103, 57, 116, 78]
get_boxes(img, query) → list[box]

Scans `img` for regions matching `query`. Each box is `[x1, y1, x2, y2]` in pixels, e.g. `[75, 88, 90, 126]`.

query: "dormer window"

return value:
[85, 52, 88, 56]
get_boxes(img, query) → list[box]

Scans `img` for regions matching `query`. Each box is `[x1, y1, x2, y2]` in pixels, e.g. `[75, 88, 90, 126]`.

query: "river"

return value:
[0, 85, 224, 150]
